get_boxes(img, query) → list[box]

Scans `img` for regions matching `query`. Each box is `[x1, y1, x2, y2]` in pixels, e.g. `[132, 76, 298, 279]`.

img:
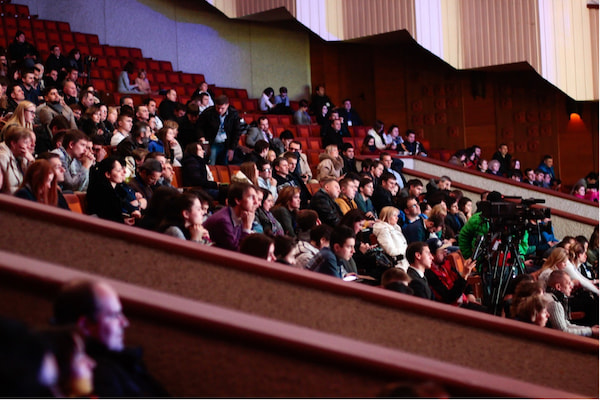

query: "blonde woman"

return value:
[316, 144, 343, 181]
[534, 247, 569, 285]
[373, 206, 409, 270]
[0, 100, 35, 139]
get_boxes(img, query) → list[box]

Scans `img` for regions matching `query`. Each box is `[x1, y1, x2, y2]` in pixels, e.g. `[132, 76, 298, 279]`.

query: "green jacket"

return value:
[458, 212, 529, 259]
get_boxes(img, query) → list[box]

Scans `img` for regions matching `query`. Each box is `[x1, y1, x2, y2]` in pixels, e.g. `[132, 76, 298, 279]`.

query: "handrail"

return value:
[0, 250, 587, 398]
[0, 194, 596, 353]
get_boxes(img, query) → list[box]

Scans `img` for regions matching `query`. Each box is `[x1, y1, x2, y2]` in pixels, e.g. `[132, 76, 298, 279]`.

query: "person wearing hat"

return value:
[458, 191, 529, 260]
[425, 238, 482, 308]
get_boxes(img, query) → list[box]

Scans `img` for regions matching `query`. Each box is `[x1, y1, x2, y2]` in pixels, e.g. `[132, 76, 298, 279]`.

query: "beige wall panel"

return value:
[591, 8, 599, 100]
[441, 0, 462, 68]
[460, 0, 539, 69]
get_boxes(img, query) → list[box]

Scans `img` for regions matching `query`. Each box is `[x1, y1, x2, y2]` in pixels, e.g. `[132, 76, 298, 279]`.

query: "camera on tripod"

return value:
[478, 197, 551, 235]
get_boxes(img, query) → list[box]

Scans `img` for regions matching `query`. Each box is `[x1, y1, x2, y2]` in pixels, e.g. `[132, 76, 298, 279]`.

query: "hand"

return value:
[131, 210, 142, 219]
[227, 149, 234, 162]
[189, 224, 208, 242]
[137, 198, 147, 210]
[96, 146, 107, 162]
[240, 210, 255, 231]
[524, 259, 535, 267]
[81, 152, 94, 169]
[359, 242, 370, 254]
[462, 258, 476, 278]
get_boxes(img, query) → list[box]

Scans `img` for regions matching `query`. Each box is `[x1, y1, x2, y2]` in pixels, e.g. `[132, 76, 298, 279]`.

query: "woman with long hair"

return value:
[148, 125, 177, 165]
[14, 159, 58, 206]
[78, 104, 102, 138]
[134, 69, 152, 94]
[534, 247, 569, 284]
[0, 100, 36, 138]
[159, 191, 211, 244]
[271, 185, 301, 238]
[231, 161, 259, 187]
[117, 61, 139, 94]
[367, 119, 387, 151]
[316, 144, 344, 180]
[86, 157, 143, 225]
[373, 206, 409, 270]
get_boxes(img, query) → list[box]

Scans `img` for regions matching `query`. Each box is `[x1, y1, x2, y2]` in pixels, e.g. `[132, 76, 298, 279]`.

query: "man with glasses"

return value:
[257, 159, 277, 201]
[288, 140, 313, 183]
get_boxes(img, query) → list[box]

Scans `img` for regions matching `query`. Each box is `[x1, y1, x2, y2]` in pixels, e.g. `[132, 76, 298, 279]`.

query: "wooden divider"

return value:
[0, 194, 597, 396]
[0, 251, 585, 398]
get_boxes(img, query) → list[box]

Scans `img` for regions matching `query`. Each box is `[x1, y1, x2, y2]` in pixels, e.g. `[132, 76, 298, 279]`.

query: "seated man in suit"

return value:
[310, 177, 343, 227]
[371, 172, 396, 215]
[405, 241, 435, 300]
[245, 116, 284, 156]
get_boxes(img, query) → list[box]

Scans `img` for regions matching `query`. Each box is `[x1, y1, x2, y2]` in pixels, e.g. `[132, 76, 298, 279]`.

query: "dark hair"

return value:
[263, 87, 274, 97]
[279, 129, 294, 140]
[380, 171, 396, 183]
[215, 95, 229, 106]
[53, 280, 99, 324]
[254, 140, 269, 154]
[274, 235, 295, 259]
[406, 242, 428, 265]
[330, 225, 355, 248]
[240, 233, 274, 260]
[123, 61, 135, 74]
[299, 99, 308, 108]
[310, 224, 332, 245]
[61, 129, 88, 149]
[296, 209, 319, 231]
[339, 209, 366, 231]
[227, 182, 254, 207]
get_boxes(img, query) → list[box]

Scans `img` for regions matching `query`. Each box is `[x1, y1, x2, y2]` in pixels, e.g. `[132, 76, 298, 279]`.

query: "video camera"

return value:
[477, 196, 551, 237]
[83, 55, 97, 65]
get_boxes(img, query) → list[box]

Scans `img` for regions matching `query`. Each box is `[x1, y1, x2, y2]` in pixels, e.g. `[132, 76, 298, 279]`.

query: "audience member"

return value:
[246, 115, 284, 155]
[271, 185, 301, 237]
[240, 233, 276, 261]
[197, 95, 241, 165]
[14, 159, 60, 207]
[355, 177, 377, 220]
[52, 280, 169, 396]
[316, 144, 344, 181]
[306, 225, 356, 279]
[403, 130, 427, 156]
[0, 125, 33, 193]
[259, 87, 275, 112]
[159, 191, 211, 244]
[405, 241, 435, 300]
[309, 84, 334, 116]
[490, 143, 511, 176]
[373, 206, 409, 270]
[337, 98, 362, 128]
[310, 177, 342, 227]
[204, 182, 258, 251]
[371, 171, 396, 214]
[545, 270, 599, 337]
[293, 99, 311, 125]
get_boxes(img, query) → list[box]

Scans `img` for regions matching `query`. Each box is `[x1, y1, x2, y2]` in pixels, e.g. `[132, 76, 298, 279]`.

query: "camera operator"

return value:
[458, 191, 530, 261]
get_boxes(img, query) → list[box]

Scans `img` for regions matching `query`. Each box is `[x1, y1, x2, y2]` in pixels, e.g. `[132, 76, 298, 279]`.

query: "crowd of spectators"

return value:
[1, 33, 599, 396]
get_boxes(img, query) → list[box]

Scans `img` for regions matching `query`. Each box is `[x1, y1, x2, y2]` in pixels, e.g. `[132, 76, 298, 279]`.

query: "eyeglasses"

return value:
[262, 168, 271, 172]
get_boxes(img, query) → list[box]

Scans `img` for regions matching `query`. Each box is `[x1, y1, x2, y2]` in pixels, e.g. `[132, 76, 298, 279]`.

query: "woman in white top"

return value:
[372, 206, 409, 270]
[259, 87, 275, 112]
[367, 119, 387, 151]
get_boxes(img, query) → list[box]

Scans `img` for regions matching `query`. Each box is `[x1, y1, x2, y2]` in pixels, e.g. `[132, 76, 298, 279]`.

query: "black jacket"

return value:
[197, 105, 241, 151]
[85, 340, 169, 397]
[310, 189, 342, 227]
[181, 153, 218, 189]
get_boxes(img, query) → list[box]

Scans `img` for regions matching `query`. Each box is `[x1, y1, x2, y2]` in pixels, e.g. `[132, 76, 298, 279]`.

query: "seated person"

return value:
[545, 270, 599, 337]
[306, 225, 356, 280]
[204, 183, 258, 251]
[294, 224, 332, 269]
[310, 177, 342, 227]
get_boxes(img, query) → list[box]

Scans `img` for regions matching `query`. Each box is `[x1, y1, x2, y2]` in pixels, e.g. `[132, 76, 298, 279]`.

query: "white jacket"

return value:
[372, 220, 409, 270]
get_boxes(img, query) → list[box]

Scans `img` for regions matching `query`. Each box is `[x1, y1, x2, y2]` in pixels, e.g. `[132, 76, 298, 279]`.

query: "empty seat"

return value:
[309, 124, 321, 137]
[297, 138, 308, 151]
[43, 20, 57, 31]
[159, 61, 172, 71]
[60, 32, 74, 44]
[89, 44, 103, 57]
[16, 19, 31, 30]
[193, 74, 205, 85]
[108, 58, 121, 69]
[76, 44, 90, 56]
[32, 19, 45, 31]
[296, 126, 311, 138]
[103, 46, 116, 58]
[267, 116, 279, 126]
[56, 22, 70, 32]
[307, 138, 321, 150]
[224, 88, 237, 98]
[180, 73, 193, 85]
[216, 166, 230, 184]
[116, 47, 130, 58]
[95, 58, 108, 68]
[134, 60, 147, 70]
[243, 99, 258, 112]
[15, 4, 30, 17]
[230, 98, 243, 111]
[86, 34, 100, 45]
[148, 60, 160, 70]
[47, 31, 60, 44]
[208, 165, 219, 182]
[130, 48, 143, 58]
[279, 116, 292, 125]
[236, 89, 248, 99]
[73, 32, 87, 44]
[166, 71, 180, 84]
